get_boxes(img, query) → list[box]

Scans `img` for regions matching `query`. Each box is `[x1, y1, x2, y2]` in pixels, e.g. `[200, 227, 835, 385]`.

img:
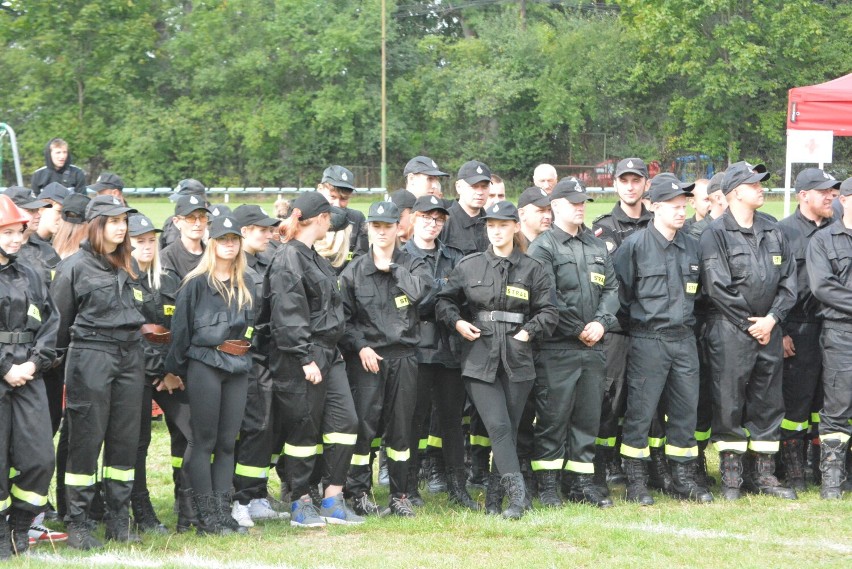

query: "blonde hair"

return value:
[131, 233, 164, 290]
[182, 236, 253, 310]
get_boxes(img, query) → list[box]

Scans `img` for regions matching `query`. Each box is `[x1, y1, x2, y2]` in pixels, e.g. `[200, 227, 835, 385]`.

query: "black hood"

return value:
[44, 138, 72, 173]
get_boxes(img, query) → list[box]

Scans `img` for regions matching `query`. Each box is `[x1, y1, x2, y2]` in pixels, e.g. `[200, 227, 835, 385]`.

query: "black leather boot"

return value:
[606, 446, 626, 485]
[192, 491, 226, 536]
[215, 492, 247, 534]
[566, 473, 614, 508]
[484, 471, 504, 515]
[780, 439, 806, 492]
[743, 452, 797, 500]
[104, 510, 142, 543]
[177, 488, 199, 533]
[132, 491, 168, 534]
[718, 451, 743, 501]
[446, 468, 480, 511]
[648, 447, 673, 493]
[696, 441, 716, 487]
[592, 446, 611, 497]
[535, 470, 563, 508]
[623, 458, 654, 506]
[819, 438, 847, 500]
[668, 459, 713, 503]
[500, 472, 526, 520]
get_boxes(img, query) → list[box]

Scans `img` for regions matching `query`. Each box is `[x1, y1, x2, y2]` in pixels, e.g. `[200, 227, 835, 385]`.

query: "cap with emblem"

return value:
[403, 156, 448, 177]
[794, 168, 840, 192]
[412, 195, 449, 215]
[722, 161, 770, 194]
[234, 204, 281, 227]
[367, 201, 400, 223]
[646, 173, 695, 203]
[615, 158, 649, 179]
[169, 178, 207, 202]
[207, 215, 242, 240]
[174, 194, 211, 217]
[457, 160, 492, 185]
[322, 165, 356, 191]
[61, 194, 90, 225]
[209, 204, 231, 219]
[550, 178, 594, 204]
[85, 195, 137, 221]
[40, 182, 72, 205]
[291, 191, 332, 220]
[89, 172, 125, 193]
[390, 189, 417, 210]
[128, 214, 163, 236]
[840, 177, 852, 197]
[482, 200, 519, 222]
[518, 186, 551, 208]
[3, 186, 51, 210]
[707, 172, 725, 194]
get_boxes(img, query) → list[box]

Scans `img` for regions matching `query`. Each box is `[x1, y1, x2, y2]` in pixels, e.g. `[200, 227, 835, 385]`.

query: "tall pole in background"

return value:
[380, 0, 387, 190]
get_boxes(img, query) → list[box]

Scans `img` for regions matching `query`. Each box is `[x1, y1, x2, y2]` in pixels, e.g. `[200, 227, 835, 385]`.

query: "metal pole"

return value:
[0, 123, 24, 186]
[380, 0, 387, 191]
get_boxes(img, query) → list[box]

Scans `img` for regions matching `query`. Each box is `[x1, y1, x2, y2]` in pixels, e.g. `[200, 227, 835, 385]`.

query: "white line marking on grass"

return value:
[28, 552, 317, 569]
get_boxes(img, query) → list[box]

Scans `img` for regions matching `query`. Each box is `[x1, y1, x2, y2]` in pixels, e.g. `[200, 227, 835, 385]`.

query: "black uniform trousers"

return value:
[818, 326, 852, 440]
[596, 332, 629, 449]
[464, 365, 533, 476]
[347, 353, 417, 498]
[134, 382, 192, 495]
[276, 350, 358, 498]
[1, 378, 54, 514]
[234, 363, 275, 504]
[532, 344, 605, 473]
[412, 364, 467, 472]
[65, 340, 144, 520]
[695, 320, 713, 445]
[780, 321, 823, 440]
[705, 318, 784, 455]
[42, 365, 64, 435]
[621, 333, 699, 462]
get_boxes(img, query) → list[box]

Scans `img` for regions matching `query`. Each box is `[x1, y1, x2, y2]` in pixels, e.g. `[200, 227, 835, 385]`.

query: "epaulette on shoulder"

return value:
[593, 212, 611, 224]
[458, 251, 484, 263]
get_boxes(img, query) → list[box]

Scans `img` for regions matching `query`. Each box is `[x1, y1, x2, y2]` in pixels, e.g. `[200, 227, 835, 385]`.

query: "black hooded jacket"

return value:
[31, 139, 87, 195]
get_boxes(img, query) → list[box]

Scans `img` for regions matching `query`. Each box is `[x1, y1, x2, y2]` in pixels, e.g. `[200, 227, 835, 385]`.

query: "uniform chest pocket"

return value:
[767, 249, 784, 271]
[828, 246, 852, 282]
[193, 311, 230, 344]
[636, 264, 668, 298]
[586, 254, 607, 288]
[466, 274, 496, 307]
[354, 282, 380, 307]
[728, 245, 752, 278]
[76, 276, 119, 318]
[682, 261, 700, 295]
[553, 254, 580, 290]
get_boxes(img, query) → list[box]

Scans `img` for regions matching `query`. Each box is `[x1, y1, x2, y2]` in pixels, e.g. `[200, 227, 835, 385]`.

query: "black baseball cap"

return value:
[234, 204, 281, 227]
[707, 172, 725, 194]
[40, 182, 72, 205]
[646, 173, 695, 203]
[89, 172, 125, 193]
[208, 204, 231, 219]
[85, 195, 137, 221]
[794, 168, 841, 192]
[550, 178, 594, 204]
[367, 201, 400, 223]
[61, 194, 90, 225]
[457, 160, 492, 185]
[403, 156, 447, 177]
[390, 189, 416, 210]
[615, 158, 649, 179]
[292, 191, 332, 220]
[482, 200, 519, 222]
[4, 186, 51, 210]
[169, 178, 207, 202]
[174, 194, 211, 217]
[518, 186, 551, 208]
[412, 195, 449, 215]
[322, 165, 356, 191]
[207, 215, 242, 240]
[128, 214, 162, 236]
[722, 161, 770, 194]
[840, 177, 852, 197]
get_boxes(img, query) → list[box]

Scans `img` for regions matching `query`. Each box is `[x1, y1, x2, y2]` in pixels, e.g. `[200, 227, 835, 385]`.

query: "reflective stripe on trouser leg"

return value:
[234, 364, 275, 503]
[780, 323, 822, 441]
[319, 358, 358, 488]
[597, 333, 629, 444]
[818, 328, 852, 439]
[275, 378, 324, 499]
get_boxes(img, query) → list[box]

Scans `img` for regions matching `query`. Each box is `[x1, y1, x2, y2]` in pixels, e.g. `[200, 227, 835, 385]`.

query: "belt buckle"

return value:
[488, 311, 496, 322]
[216, 344, 223, 352]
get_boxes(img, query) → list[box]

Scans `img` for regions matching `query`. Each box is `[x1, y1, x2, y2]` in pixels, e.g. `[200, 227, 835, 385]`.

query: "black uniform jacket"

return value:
[439, 200, 488, 255]
[19, 235, 61, 287]
[52, 241, 145, 351]
[338, 247, 433, 356]
[435, 247, 558, 383]
[527, 225, 618, 343]
[346, 208, 369, 260]
[0, 257, 59, 378]
[134, 264, 179, 382]
[614, 225, 701, 334]
[31, 143, 87, 195]
[402, 238, 464, 367]
[161, 238, 204, 280]
[165, 272, 256, 378]
[806, 218, 852, 325]
[592, 202, 653, 254]
[777, 207, 833, 326]
[262, 239, 346, 381]
[698, 211, 796, 332]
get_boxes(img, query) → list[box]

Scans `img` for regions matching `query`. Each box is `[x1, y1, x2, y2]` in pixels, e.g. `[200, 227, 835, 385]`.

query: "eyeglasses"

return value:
[182, 215, 208, 225]
[419, 216, 446, 227]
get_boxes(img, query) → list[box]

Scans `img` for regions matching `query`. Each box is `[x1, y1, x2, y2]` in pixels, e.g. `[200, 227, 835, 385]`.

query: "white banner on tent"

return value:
[786, 129, 833, 163]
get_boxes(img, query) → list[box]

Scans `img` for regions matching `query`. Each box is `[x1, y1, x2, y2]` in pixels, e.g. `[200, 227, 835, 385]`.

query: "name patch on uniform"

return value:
[506, 286, 529, 300]
[772, 255, 782, 265]
[686, 282, 698, 294]
[346, 252, 354, 261]
[593, 256, 605, 265]
[27, 304, 41, 322]
[244, 326, 254, 339]
[690, 264, 699, 272]
[50, 270, 56, 281]
[133, 288, 143, 302]
[163, 305, 175, 316]
[590, 272, 606, 286]
[394, 295, 410, 308]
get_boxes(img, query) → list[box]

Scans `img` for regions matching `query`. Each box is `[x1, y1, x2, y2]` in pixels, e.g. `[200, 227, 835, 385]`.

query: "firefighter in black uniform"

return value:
[614, 174, 712, 505]
[160, 179, 209, 249]
[699, 161, 797, 501]
[339, 201, 433, 517]
[318, 166, 368, 266]
[0, 195, 59, 558]
[776, 168, 839, 491]
[591, 158, 655, 492]
[31, 138, 87, 195]
[436, 200, 558, 519]
[263, 192, 361, 526]
[52, 195, 146, 549]
[2, 187, 59, 288]
[526, 179, 617, 508]
[806, 178, 852, 499]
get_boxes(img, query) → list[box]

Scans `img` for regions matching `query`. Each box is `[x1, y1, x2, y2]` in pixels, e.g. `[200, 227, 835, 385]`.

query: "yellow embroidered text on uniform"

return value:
[133, 289, 143, 302]
[395, 295, 410, 308]
[686, 282, 698, 294]
[245, 327, 254, 339]
[590, 273, 605, 286]
[163, 305, 175, 316]
[772, 255, 782, 265]
[506, 286, 529, 300]
[27, 304, 41, 322]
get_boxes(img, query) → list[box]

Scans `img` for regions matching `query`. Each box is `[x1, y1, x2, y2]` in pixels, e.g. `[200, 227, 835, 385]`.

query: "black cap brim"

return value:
[129, 227, 163, 237]
[410, 167, 448, 177]
[462, 175, 491, 185]
[89, 183, 122, 193]
[615, 168, 647, 178]
[19, 199, 51, 210]
[798, 180, 841, 192]
[367, 215, 399, 224]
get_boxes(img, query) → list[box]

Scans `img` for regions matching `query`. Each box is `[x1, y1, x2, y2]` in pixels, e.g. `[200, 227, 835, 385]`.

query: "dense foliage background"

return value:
[1, 0, 850, 189]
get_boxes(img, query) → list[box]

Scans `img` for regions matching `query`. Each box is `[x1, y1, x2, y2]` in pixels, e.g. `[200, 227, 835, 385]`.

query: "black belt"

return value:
[0, 331, 34, 344]
[476, 311, 525, 324]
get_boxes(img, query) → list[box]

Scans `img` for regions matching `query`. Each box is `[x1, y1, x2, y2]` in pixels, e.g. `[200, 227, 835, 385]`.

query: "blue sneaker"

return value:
[290, 495, 326, 528]
[319, 493, 365, 525]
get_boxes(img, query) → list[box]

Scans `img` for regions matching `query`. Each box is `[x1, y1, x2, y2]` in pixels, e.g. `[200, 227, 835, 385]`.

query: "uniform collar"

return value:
[552, 224, 593, 245]
[793, 206, 831, 234]
[485, 245, 522, 267]
[648, 223, 685, 249]
[830, 218, 852, 236]
[449, 200, 484, 227]
[611, 202, 653, 225]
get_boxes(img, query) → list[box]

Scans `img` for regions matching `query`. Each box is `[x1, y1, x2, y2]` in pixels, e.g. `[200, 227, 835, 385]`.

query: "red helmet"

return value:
[0, 194, 31, 228]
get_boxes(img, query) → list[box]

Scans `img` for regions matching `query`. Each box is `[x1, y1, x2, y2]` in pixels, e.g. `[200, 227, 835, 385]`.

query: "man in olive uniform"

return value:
[527, 178, 617, 508]
[699, 161, 797, 501]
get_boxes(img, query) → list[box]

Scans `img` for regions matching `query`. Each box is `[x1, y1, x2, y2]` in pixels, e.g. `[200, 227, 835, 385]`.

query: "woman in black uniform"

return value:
[165, 215, 254, 536]
[436, 200, 557, 519]
[52, 195, 145, 549]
